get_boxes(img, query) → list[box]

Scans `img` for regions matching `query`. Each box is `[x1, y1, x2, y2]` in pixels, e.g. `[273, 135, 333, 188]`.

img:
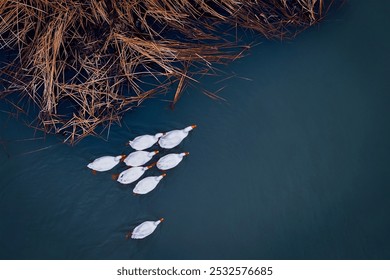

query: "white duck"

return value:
[158, 125, 196, 149]
[87, 155, 126, 174]
[124, 150, 159, 167]
[128, 133, 163, 151]
[126, 218, 164, 239]
[157, 152, 189, 170]
[114, 163, 155, 184]
[133, 174, 166, 195]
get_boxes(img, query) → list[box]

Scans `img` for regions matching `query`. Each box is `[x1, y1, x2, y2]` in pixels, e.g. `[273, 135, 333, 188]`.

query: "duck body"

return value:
[129, 219, 164, 239]
[157, 152, 189, 170]
[117, 164, 153, 184]
[133, 174, 166, 195]
[124, 150, 159, 167]
[87, 155, 125, 172]
[129, 133, 163, 151]
[158, 125, 196, 149]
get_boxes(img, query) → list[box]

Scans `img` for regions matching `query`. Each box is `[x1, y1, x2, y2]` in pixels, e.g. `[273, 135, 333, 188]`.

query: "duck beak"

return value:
[184, 152, 190, 156]
[154, 150, 159, 154]
[147, 162, 156, 169]
[191, 124, 197, 129]
[159, 218, 165, 222]
[120, 155, 127, 162]
[162, 173, 167, 177]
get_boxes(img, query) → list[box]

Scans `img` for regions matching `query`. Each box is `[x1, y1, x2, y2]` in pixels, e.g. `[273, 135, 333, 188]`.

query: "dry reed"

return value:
[0, 0, 335, 144]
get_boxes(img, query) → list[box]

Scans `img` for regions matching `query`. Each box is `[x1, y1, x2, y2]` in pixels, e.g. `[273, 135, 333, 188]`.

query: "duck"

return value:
[158, 125, 196, 149]
[113, 163, 155, 184]
[133, 174, 166, 195]
[128, 133, 164, 151]
[124, 150, 159, 167]
[126, 218, 164, 239]
[87, 155, 126, 174]
[156, 152, 189, 170]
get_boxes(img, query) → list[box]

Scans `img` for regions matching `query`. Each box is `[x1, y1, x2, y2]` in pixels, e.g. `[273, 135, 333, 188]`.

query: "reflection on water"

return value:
[0, 0, 390, 259]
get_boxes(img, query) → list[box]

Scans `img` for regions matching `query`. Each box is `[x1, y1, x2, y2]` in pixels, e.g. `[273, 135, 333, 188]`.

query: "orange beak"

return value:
[154, 150, 159, 154]
[159, 218, 165, 222]
[147, 162, 157, 169]
[120, 155, 127, 162]
[162, 173, 167, 177]
[184, 152, 190, 156]
[191, 124, 197, 129]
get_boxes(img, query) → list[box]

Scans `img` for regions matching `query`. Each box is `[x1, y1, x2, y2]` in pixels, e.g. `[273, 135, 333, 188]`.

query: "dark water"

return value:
[1, 0, 389, 259]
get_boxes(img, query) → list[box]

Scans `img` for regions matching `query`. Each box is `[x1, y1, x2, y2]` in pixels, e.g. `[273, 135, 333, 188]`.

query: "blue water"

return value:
[0, 0, 389, 259]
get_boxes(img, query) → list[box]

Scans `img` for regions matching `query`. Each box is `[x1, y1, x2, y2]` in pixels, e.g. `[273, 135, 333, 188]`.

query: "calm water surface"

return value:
[0, 0, 389, 259]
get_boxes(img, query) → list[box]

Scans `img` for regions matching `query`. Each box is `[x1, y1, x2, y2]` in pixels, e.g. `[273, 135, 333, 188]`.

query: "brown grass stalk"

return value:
[0, 0, 336, 144]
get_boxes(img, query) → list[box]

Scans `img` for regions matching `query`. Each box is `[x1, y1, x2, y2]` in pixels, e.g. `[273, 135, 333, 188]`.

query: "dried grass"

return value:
[0, 0, 334, 144]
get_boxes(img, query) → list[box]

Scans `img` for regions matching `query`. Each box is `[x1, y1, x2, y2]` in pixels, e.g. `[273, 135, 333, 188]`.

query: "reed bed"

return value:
[0, 0, 335, 144]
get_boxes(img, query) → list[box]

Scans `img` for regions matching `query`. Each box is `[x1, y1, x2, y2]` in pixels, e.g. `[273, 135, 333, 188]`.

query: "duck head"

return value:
[117, 155, 127, 162]
[180, 152, 190, 157]
[148, 150, 159, 157]
[145, 162, 156, 170]
[184, 125, 197, 132]
[154, 133, 164, 139]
